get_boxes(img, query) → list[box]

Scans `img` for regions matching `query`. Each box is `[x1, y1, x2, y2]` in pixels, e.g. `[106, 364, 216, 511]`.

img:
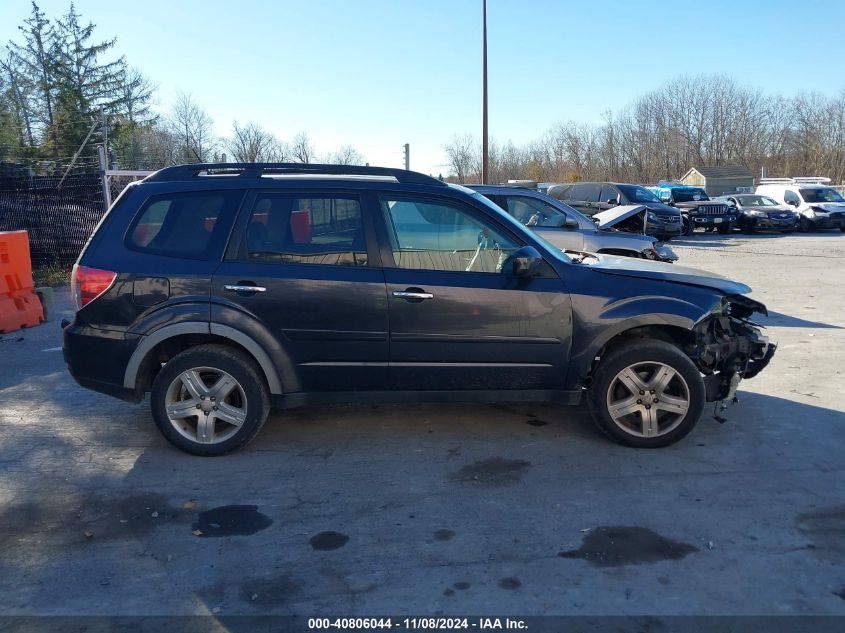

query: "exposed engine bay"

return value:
[688, 294, 776, 402]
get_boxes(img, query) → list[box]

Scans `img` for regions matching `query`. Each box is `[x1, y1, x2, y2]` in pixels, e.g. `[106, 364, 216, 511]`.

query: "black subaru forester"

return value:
[63, 163, 775, 455]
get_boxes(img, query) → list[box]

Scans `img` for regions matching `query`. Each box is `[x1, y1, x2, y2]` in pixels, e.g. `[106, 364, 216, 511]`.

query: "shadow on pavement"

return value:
[763, 311, 843, 329]
[2, 382, 844, 616]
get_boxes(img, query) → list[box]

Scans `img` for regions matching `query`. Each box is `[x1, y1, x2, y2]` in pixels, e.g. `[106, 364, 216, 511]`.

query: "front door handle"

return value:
[393, 289, 434, 301]
[224, 283, 267, 295]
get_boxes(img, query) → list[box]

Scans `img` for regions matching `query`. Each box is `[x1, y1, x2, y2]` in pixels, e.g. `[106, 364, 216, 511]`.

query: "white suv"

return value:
[755, 177, 845, 232]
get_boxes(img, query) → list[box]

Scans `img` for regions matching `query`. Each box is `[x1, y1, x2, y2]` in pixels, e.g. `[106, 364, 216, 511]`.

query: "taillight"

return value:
[71, 265, 117, 310]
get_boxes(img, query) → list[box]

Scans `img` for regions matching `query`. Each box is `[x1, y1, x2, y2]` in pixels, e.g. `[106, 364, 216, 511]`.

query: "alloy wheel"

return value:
[605, 361, 691, 438]
[164, 367, 247, 444]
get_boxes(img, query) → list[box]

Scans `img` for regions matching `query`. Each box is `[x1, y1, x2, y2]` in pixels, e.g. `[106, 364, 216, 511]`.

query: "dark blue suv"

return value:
[63, 163, 775, 455]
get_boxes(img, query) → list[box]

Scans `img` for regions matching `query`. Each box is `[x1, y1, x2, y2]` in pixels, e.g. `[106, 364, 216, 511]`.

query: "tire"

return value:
[150, 344, 271, 456]
[799, 216, 811, 232]
[840, 226, 845, 233]
[587, 339, 705, 448]
[717, 223, 731, 235]
[683, 217, 694, 235]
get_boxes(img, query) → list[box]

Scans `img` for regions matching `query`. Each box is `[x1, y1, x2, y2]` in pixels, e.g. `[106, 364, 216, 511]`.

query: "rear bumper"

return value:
[62, 319, 142, 402]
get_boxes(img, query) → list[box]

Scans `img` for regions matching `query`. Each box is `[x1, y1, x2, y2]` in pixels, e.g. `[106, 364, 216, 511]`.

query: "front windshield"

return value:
[800, 188, 845, 204]
[737, 195, 779, 207]
[671, 188, 708, 203]
[617, 184, 660, 203]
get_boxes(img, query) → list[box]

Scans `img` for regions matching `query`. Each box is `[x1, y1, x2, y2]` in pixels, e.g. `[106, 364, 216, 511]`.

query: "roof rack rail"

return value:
[759, 176, 831, 185]
[144, 162, 446, 187]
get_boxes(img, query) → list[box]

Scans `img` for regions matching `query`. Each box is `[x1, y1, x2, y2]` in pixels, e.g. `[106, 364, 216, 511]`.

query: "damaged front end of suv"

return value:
[688, 294, 776, 405]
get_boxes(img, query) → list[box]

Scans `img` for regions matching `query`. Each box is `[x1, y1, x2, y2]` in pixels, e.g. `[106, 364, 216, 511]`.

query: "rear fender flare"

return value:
[123, 322, 284, 394]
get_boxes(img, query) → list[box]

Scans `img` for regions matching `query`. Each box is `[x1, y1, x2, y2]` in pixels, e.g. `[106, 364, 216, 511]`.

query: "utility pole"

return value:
[481, 0, 489, 184]
[403, 143, 410, 170]
[101, 107, 108, 158]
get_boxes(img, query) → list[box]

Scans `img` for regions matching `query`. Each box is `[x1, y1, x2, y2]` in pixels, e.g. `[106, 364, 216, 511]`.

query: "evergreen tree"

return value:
[9, 1, 61, 154]
[49, 2, 127, 158]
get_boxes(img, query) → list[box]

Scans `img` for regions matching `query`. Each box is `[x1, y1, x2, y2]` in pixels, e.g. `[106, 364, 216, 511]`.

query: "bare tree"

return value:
[227, 121, 286, 162]
[169, 91, 215, 163]
[443, 133, 480, 183]
[290, 131, 314, 163]
[329, 145, 364, 165]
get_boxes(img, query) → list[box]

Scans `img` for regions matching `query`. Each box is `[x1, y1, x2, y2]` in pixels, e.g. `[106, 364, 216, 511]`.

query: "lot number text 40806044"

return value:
[308, 618, 528, 630]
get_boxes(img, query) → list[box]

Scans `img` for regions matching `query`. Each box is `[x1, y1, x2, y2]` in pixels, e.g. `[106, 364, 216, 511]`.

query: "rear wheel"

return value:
[587, 340, 705, 448]
[151, 344, 270, 456]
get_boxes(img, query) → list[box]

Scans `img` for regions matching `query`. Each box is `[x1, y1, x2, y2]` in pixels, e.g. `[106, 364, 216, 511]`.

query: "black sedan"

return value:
[716, 194, 799, 233]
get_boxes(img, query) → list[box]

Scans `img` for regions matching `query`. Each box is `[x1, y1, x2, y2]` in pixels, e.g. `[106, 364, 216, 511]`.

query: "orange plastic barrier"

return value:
[0, 230, 45, 333]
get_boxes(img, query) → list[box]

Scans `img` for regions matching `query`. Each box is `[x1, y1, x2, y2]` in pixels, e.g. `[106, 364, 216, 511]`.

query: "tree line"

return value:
[445, 75, 845, 186]
[0, 2, 365, 174]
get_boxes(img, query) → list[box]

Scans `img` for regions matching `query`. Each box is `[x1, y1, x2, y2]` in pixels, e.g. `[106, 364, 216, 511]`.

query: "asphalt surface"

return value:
[1, 232, 843, 619]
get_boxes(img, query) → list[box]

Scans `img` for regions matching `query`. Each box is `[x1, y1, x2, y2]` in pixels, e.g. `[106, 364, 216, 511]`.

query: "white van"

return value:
[755, 177, 845, 232]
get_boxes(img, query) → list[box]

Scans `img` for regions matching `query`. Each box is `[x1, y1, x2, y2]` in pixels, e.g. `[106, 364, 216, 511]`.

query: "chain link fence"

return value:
[0, 172, 106, 267]
[0, 168, 155, 268]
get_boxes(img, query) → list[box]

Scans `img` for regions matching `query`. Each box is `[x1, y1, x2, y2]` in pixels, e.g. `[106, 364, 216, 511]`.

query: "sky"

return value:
[3, 0, 845, 175]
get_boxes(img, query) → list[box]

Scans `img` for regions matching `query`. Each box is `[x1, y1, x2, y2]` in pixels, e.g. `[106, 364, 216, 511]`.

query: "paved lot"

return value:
[1, 232, 844, 617]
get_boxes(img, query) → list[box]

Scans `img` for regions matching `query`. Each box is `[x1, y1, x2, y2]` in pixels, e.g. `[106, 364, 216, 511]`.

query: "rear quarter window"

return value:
[126, 190, 243, 259]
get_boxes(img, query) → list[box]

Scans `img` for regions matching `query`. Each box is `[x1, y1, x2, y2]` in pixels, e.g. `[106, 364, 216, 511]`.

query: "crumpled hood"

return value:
[812, 202, 845, 213]
[584, 254, 751, 295]
[592, 204, 646, 228]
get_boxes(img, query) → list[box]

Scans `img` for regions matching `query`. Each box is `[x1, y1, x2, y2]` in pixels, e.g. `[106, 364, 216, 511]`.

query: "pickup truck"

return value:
[647, 183, 737, 235]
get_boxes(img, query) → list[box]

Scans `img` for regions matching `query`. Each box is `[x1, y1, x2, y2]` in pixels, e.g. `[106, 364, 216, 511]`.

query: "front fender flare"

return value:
[567, 293, 719, 389]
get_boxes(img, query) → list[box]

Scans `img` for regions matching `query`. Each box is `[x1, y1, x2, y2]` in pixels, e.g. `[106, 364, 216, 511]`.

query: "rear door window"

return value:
[599, 185, 619, 204]
[241, 193, 367, 266]
[570, 183, 601, 202]
[127, 190, 243, 259]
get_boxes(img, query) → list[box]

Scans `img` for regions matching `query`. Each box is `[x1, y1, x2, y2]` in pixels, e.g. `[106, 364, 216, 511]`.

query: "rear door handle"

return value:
[393, 289, 434, 301]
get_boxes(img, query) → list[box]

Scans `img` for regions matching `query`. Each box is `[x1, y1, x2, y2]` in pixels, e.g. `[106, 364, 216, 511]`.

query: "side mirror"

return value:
[787, 199, 798, 206]
[564, 217, 579, 229]
[660, 194, 671, 203]
[506, 245, 543, 277]
[605, 198, 618, 206]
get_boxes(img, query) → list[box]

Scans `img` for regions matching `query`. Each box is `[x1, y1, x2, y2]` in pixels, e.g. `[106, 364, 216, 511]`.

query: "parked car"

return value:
[647, 182, 737, 235]
[713, 194, 798, 233]
[468, 184, 677, 262]
[546, 182, 684, 241]
[63, 163, 775, 455]
[755, 177, 845, 232]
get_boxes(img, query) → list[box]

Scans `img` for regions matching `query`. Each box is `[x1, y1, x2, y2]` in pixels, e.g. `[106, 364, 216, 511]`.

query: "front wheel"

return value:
[150, 344, 271, 456]
[717, 222, 732, 235]
[683, 217, 694, 235]
[799, 216, 811, 232]
[587, 340, 705, 448]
